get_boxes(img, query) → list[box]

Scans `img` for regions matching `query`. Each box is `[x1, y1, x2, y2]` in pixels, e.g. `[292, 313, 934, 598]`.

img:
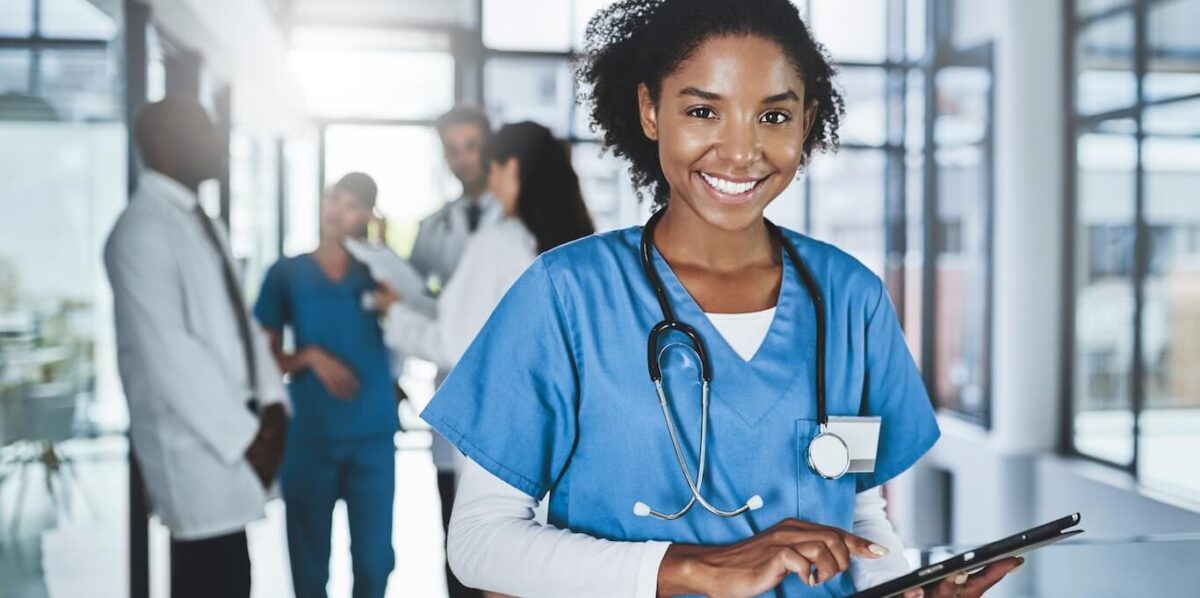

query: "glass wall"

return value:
[479, 0, 647, 232]
[290, 30, 458, 255]
[230, 131, 281, 302]
[0, 1, 130, 596]
[1068, 0, 1200, 498]
[802, 0, 995, 423]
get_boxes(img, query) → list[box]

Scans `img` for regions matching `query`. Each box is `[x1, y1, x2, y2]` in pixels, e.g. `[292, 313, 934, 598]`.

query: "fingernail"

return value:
[1014, 557, 1026, 570]
[869, 543, 890, 556]
[954, 573, 969, 585]
[808, 572, 817, 586]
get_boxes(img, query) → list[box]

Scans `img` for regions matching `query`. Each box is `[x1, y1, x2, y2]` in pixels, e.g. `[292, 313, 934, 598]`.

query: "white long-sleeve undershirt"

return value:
[448, 459, 913, 597]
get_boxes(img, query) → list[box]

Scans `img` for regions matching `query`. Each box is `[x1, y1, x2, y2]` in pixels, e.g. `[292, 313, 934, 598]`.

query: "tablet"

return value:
[849, 513, 1083, 598]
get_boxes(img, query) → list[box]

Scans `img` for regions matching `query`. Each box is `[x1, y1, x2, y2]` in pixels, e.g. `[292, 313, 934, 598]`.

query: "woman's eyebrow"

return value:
[762, 89, 800, 104]
[676, 87, 800, 104]
[678, 86, 722, 100]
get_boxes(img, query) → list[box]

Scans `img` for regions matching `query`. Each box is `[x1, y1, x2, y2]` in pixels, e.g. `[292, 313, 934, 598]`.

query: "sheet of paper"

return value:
[343, 238, 437, 317]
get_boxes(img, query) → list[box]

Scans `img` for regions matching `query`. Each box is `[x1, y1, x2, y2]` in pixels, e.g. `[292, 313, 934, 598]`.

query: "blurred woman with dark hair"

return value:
[379, 121, 594, 370]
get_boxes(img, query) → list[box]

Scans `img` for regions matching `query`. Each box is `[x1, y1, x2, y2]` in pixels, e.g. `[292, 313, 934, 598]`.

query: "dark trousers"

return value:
[438, 472, 481, 598]
[170, 530, 250, 598]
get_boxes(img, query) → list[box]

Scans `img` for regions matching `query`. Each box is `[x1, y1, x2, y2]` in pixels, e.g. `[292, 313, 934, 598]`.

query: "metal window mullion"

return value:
[1061, 0, 1081, 457]
[276, 138, 287, 258]
[215, 84, 232, 227]
[919, 0, 941, 402]
[123, 1, 152, 595]
[981, 43, 996, 429]
[803, 0, 813, 235]
[29, 0, 43, 95]
[1129, 0, 1149, 479]
[882, 0, 908, 317]
[472, 0, 485, 105]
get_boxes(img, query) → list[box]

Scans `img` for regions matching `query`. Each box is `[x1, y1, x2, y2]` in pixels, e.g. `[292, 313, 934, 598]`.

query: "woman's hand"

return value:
[373, 282, 401, 313]
[304, 347, 360, 400]
[918, 557, 1023, 598]
[656, 518, 890, 598]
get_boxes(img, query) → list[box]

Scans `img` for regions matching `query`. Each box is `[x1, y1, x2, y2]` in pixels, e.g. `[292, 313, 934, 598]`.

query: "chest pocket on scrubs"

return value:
[795, 418, 856, 528]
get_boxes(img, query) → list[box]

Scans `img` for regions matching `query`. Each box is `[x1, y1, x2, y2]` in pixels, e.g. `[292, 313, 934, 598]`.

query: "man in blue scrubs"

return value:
[255, 173, 398, 598]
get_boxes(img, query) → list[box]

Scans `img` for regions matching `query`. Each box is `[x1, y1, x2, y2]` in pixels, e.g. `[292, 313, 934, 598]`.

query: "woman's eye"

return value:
[760, 111, 792, 125]
[687, 106, 717, 119]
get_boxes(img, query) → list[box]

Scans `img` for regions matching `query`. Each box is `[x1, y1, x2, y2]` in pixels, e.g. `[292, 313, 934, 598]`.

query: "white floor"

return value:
[4, 432, 449, 598]
[242, 434, 449, 598]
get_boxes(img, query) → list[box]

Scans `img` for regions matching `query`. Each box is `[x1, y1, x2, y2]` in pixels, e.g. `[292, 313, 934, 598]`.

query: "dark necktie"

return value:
[193, 206, 259, 413]
[466, 201, 482, 233]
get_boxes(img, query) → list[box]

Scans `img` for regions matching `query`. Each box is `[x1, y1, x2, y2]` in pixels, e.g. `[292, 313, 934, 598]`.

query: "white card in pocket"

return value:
[826, 416, 881, 474]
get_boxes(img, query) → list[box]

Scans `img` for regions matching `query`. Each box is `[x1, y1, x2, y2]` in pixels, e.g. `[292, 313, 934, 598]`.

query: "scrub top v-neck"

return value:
[255, 254, 398, 442]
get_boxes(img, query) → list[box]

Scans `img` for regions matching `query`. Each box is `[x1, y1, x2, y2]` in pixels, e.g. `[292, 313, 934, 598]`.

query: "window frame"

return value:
[802, 0, 996, 427]
[1062, 0, 1200, 484]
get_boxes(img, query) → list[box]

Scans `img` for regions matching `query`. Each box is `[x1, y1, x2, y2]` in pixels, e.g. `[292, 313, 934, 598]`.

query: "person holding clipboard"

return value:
[420, 0, 1022, 596]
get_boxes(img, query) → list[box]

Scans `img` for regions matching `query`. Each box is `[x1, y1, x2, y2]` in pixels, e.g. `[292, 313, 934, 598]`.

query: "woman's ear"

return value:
[637, 83, 659, 141]
[799, 98, 820, 143]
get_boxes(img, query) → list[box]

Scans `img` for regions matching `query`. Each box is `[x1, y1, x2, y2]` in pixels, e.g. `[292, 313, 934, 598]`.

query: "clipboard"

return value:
[342, 237, 438, 318]
[850, 513, 1084, 598]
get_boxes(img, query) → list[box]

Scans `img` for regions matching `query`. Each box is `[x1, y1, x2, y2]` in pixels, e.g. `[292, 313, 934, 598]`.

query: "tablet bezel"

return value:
[848, 513, 1083, 598]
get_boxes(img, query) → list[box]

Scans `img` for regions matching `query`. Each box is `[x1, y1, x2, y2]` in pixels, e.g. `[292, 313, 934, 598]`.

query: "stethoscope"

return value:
[632, 209, 851, 521]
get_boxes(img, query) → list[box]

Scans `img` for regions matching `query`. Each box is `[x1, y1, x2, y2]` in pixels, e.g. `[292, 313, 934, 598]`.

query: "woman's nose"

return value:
[715, 122, 762, 168]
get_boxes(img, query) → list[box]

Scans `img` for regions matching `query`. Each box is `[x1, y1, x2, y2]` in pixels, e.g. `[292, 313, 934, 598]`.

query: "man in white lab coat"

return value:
[104, 98, 288, 598]
[408, 106, 500, 598]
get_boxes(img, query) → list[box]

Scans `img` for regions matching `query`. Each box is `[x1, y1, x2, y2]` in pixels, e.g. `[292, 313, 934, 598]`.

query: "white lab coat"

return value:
[407, 193, 502, 471]
[409, 194, 503, 290]
[385, 217, 536, 375]
[104, 171, 287, 540]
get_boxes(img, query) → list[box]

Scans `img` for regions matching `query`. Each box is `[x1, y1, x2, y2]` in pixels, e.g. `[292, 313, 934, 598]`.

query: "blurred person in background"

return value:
[407, 105, 502, 598]
[379, 120, 595, 371]
[377, 121, 594, 598]
[254, 173, 399, 598]
[105, 98, 288, 598]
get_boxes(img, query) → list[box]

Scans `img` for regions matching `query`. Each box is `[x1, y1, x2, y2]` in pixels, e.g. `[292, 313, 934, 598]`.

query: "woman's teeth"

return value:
[700, 173, 760, 195]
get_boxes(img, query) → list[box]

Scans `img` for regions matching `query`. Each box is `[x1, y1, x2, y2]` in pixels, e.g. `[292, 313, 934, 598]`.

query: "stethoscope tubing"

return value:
[641, 209, 827, 425]
[635, 209, 840, 520]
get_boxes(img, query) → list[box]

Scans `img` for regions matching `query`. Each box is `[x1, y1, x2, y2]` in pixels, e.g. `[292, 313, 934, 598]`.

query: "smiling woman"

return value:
[417, 1, 1018, 597]
[576, 0, 842, 211]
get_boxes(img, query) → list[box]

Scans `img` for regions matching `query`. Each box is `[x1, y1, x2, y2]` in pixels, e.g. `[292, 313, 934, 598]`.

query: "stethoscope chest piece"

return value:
[807, 427, 851, 480]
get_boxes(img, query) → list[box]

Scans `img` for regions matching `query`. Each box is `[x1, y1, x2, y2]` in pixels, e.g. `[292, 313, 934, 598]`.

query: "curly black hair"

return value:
[575, 0, 844, 207]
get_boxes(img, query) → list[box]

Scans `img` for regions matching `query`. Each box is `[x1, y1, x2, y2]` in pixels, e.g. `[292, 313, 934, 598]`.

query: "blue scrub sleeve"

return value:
[856, 279, 941, 492]
[420, 258, 579, 499]
[253, 259, 290, 332]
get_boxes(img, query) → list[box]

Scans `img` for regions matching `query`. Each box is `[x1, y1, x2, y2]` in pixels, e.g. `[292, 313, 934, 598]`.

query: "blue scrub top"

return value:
[255, 254, 398, 442]
[422, 226, 939, 596]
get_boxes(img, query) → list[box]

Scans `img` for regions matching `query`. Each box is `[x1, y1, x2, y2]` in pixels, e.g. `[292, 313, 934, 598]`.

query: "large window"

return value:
[801, 0, 996, 424]
[0, 0, 130, 595]
[229, 131, 281, 301]
[289, 28, 459, 254]
[478, 0, 645, 231]
[1067, 0, 1200, 498]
